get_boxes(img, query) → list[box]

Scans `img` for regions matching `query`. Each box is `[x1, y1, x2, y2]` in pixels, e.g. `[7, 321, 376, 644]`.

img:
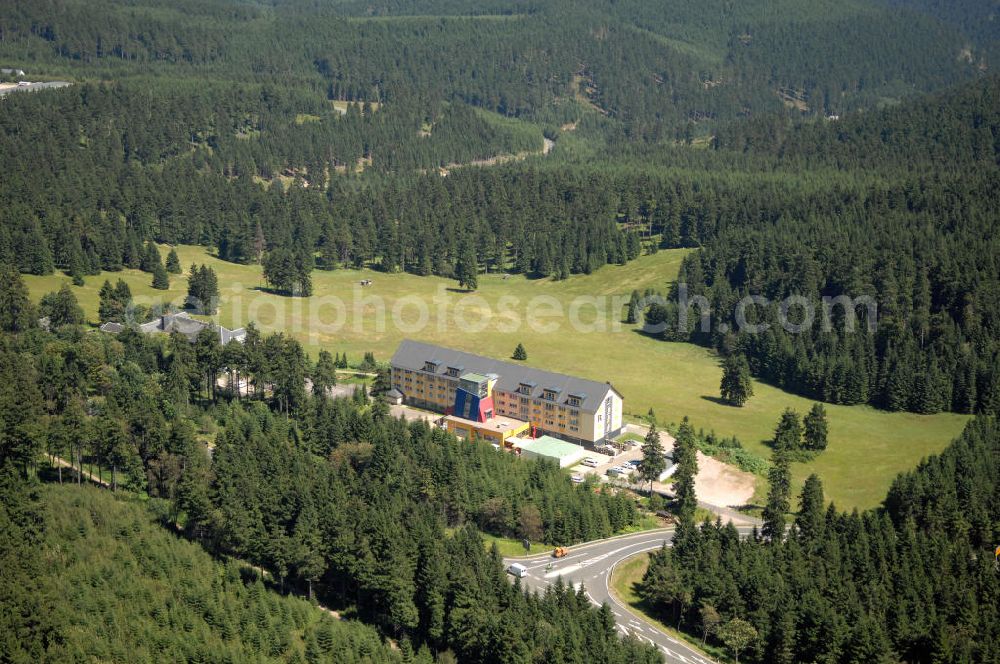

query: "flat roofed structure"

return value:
[511, 435, 589, 468]
[443, 413, 530, 446]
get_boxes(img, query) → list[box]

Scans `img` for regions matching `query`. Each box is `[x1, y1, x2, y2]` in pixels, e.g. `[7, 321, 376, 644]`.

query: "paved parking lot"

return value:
[567, 430, 672, 484]
[389, 403, 443, 424]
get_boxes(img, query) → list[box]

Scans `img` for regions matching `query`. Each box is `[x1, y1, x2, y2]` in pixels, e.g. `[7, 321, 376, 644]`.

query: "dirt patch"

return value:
[693, 451, 755, 507]
[431, 137, 552, 176]
[624, 424, 756, 511]
[572, 73, 609, 116]
[776, 87, 809, 112]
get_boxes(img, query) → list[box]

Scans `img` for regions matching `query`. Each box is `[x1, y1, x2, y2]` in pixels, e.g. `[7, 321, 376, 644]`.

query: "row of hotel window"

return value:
[395, 382, 581, 424]
[396, 373, 582, 413]
[407, 367, 583, 407]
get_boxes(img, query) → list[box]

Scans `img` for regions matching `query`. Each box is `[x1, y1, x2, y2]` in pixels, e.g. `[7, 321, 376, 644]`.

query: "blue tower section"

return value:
[452, 373, 495, 422]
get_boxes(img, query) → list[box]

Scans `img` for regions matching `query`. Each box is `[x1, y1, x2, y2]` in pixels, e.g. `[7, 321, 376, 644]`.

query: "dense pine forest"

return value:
[661, 77, 1000, 415]
[1, 478, 408, 663]
[1, 3, 999, 658]
[638, 417, 1000, 663]
[0, 279, 656, 662]
[2, 0, 998, 414]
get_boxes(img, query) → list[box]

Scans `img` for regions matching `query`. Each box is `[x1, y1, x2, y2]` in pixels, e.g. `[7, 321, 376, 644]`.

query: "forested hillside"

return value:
[638, 417, 1000, 663]
[657, 77, 1000, 415]
[2, 2, 998, 661]
[2, 0, 991, 129]
[0, 1, 996, 411]
[0, 293, 657, 662]
[1, 476, 410, 663]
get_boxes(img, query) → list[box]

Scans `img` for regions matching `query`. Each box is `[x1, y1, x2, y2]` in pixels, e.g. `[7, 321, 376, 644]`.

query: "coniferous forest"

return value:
[639, 418, 1000, 663]
[1, 1, 999, 662]
[1, 0, 997, 414]
[0, 304, 653, 662]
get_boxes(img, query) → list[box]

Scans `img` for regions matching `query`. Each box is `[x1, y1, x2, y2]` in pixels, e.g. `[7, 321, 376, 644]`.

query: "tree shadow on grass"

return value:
[630, 327, 665, 340]
[700, 395, 736, 407]
[249, 286, 304, 297]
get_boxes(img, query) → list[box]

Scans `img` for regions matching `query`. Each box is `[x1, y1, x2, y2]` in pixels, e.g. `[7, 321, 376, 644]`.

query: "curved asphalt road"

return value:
[505, 528, 754, 664]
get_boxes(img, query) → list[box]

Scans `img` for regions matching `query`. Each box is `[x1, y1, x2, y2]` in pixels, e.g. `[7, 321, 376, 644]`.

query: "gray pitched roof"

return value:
[221, 327, 246, 345]
[391, 339, 620, 412]
[137, 311, 245, 344]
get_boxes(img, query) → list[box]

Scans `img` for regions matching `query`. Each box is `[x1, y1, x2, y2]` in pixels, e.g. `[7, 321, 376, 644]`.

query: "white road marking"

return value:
[544, 564, 581, 578]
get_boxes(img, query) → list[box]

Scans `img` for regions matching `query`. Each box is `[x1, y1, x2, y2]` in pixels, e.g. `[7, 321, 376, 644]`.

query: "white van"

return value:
[581, 457, 599, 468]
[507, 563, 528, 578]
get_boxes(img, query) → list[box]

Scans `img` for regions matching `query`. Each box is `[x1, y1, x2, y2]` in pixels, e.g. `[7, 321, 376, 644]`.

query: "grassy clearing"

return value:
[481, 532, 543, 558]
[330, 100, 382, 114]
[622, 513, 664, 532]
[610, 553, 727, 661]
[24, 245, 969, 510]
[626, 25, 725, 65]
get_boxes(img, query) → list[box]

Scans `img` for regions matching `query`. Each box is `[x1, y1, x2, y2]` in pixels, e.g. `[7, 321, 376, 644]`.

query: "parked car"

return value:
[581, 457, 599, 468]
[570, 474, 585, 483]
[624, 459, 641, 469]
[606, 466, 630, 477]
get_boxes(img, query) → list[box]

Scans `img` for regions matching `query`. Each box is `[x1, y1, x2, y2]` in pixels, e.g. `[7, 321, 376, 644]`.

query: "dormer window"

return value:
[447, 366, 460, 377]
[423, 361, 438, 373]
[567, 396, 581, 407]
[543, 390, 557, 401]
[518, 383, 533, 396]
[567, 392, 585, 407]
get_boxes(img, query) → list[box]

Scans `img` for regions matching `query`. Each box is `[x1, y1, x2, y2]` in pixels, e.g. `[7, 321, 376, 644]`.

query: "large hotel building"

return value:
[389, 340, 624, 446]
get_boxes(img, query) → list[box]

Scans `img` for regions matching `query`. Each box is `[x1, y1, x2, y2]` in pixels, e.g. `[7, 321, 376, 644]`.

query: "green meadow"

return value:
[24, 246, 969, 510]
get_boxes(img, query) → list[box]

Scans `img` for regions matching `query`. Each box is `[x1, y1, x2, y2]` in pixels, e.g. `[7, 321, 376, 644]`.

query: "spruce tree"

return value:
[720, 354, 754, 406]
[0, 265, 37, 332]
[455, 244, 478, 291]
[762, 449, 791, 541]
[19, 218, 54, 275]
[625, 289, 641, 324]
[98, 280, 116, 322]
[152, 262, 169, 290]
[141, 241, 162, 273]
[165, 248, 182, 274]
[803, 403, 828, 451]
[512, 343, 527, 361]
[773, 408, 803, 452]
[795, 474, 825, 544]
[312, 350, 338, 396]
[671, 417, 698, 528]
[98, 279, 132, 323]
[638, 423, 666, 496]
[39, 284, 84, 327]
[187, 264, 219, 314]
